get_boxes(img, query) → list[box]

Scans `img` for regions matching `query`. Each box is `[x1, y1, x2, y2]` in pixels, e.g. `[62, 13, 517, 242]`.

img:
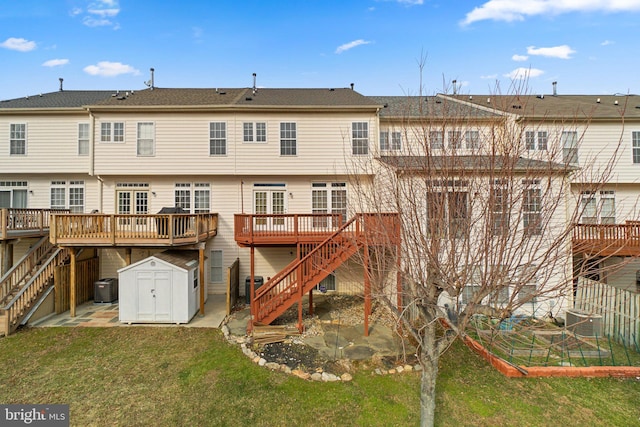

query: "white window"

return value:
[426, 182, 469, 238]
[243, 122, 267, 143]
[116, 183, 149, 216]
[137, 122, 155, 156]
[632, 131, 640, 164]
[50, 181, 84, 213]
[581, 190, 615, 224]
[280, 122, 297, 156]
[78, 123, 90, 156]
[0, 181, 28, 208]
[562, 131, 578, 165]
[429, 131, 444, 150]
[525, 131, 548, 150]
[380, 131, 401, 151]
[312, 182, 347, 227]
[465, 130, 480, 150]
[517, 265, 538, 303]
[209, 122, 226, 155]
[522, 180, 541, 235]
[10, 123, 26, 155]
[174, 183, 210, 213]
[490, 181, 509, 236]
[100, 122, 124, 143]
[352, 122, 369, 155]
[210, 250, 223, 283]
[448, 130, 462, 149]
[253, 183, 286, 227]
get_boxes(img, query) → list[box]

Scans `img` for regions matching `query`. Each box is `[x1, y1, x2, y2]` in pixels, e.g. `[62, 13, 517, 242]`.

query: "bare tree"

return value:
[344, 84, 625, 426]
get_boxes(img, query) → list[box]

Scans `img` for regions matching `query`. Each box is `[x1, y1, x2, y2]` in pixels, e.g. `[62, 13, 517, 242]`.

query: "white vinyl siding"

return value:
[10, 123, 26, 155]
[137, 122, 155, 156]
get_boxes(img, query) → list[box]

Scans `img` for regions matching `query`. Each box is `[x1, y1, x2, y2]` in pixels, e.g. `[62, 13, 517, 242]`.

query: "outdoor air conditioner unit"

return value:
[565, 309, 602, 337]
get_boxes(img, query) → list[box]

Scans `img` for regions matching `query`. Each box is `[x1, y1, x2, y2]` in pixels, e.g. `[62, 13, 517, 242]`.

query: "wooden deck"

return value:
[573, 222, 640, 256]
[49, 213, 218, 247]
[1, 208, 69, 240]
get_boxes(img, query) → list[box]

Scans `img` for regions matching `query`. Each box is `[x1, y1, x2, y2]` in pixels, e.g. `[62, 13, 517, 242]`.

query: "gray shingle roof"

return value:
[379, 155, 570, 173]
[370, 96, 501, 119]
[91, 87, 380, 108]
[447, 94, 640, 120]
[0, 90, 117, 109]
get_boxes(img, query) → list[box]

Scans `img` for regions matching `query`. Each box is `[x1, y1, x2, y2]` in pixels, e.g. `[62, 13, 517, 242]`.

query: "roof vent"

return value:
[536, 94, 544, 99]
[596, 98, 601, 103]
[59, 78, 64, 92]
[552, 81, 557, 96]
[245, 97, 253, 101]
[383, 103, 388, 108]
[330, 88, 335, 91]
[487, 97, 491, 103]
[614, 100, 619, 105]
[350, 83, 354, 90]
[252, 73, 257, 95]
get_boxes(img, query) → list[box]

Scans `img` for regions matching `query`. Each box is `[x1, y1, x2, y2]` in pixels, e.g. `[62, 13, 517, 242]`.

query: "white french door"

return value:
[253, 185, 286, 230]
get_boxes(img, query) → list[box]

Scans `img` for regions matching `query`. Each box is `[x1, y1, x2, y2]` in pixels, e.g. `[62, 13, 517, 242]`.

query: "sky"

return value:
[1, 0, 640, 100]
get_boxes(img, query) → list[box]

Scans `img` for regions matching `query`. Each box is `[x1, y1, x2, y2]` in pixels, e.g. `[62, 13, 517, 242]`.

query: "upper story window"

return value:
[209, 122, 227, 156]
[525, 131, 548, 150]
[137, 122, 155, 156]
[352, 122, 369, 155]
[465, 130, 480, 150]
[448, 130, 462, 149]
[244, 122, 267, 143]
[522, 179, 541, 235]
[429, 131, 444, 150]
[78, 123, 90, 156]
[632, 131, 640, 163]
[100, 122, 124, 143]
[10, 124, 26, 155]
[380, 131, 401, 151]
[280, 122, 297, 156]
[561, 131, 578, 165]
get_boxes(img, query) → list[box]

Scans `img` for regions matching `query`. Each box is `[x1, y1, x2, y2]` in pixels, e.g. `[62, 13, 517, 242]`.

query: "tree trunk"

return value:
[419, 323, 440, 427]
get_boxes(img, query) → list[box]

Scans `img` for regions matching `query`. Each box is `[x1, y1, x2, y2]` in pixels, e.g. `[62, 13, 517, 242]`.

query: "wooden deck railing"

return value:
[50, 213, 218, 246]
[234, 213, 353, 246]
[0, 208, 69, 240]
[0, 237, 54, 305]
[573, 222, 640, 256]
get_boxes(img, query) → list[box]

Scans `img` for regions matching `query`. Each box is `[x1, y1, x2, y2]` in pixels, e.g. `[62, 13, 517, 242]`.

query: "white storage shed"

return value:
[118, 250, 200, 324]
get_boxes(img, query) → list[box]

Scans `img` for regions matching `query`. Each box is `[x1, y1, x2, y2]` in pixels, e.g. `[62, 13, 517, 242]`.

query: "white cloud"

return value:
[0, 37, 37, 52]
[601, 40, 614, 46]
[462, 0, 640, 25]
[396, 0, 424, 4]
[480, 74, 498, 79]
[83, 61, 139, 77]
[73, 0, 120, 28]
[335, 39, 372, 54]
[504, 67, 544, 79]
[512, 54, 529, 61]
[527, 45, 575, 59]
[42, 59, 69, 67]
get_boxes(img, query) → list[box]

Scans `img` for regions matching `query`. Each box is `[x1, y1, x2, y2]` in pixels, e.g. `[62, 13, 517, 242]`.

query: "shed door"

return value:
[136, 270, 172, 321]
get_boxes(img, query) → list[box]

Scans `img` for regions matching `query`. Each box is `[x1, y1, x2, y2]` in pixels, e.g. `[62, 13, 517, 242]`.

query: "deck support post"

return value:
[396, 225, 403, 312]
[250, 246, 255, 321]
[308, 289, 313, 316]
[364, 242, 371, 337]
[1, 240, 13, 277]
[199, 245, 205, 316]
[125, 248, 132, 266]
[70, 248, 77, 318]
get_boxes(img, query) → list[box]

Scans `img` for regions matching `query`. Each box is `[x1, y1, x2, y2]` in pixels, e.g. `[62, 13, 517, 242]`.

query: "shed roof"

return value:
[118, 250, 199, 273]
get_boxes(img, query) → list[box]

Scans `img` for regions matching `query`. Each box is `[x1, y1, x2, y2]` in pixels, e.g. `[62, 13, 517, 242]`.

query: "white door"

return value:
[253, 188, 286, 230]
[136, 270, 172, 321]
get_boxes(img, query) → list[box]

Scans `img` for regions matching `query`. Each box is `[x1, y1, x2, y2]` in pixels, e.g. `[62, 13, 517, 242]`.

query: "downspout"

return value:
[87, 109, 104, 212]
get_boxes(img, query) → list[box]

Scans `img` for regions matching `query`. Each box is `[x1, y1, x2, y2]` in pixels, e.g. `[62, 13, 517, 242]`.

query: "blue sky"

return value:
[2, 0, 640, 100]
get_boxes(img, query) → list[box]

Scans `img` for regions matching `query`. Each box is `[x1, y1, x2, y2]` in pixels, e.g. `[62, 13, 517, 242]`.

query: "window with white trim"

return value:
[448, 130, 462, 149]
[522, 180, 541, 235]
[312, 182, 347, 227]
[632, 131, 640, 164]
[137, 122, 155, 156]
[0, 181, 28, 208]
[209, 122, 226, 155]
[490, 180, 509, 236]
[465, 130, 480, 150]
[210, 250, 223, 283]
[380, 131, 401, 151]
[429, 130, 444, 149]
[174, 183, 210, 213]
[50, 180, 84, 213]
[78, 123, 90, 156]
[426, 180, 469, 238]
[517, 265, 537, 303]
[243, 122, 267, 143]
[562, 131, 578, 164]
[525, 130, 548, 150]
[580, 190, 615, 224]
[280, 122, 296, 156]
[10, 124, 26, 155]
[352, 122, 369, 155]
[100, 122, 124, 143]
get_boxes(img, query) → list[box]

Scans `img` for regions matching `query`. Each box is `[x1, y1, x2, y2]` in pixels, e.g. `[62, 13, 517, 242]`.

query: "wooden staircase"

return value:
[0, 238, 70, 336]
[252, 213, 399, 327]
